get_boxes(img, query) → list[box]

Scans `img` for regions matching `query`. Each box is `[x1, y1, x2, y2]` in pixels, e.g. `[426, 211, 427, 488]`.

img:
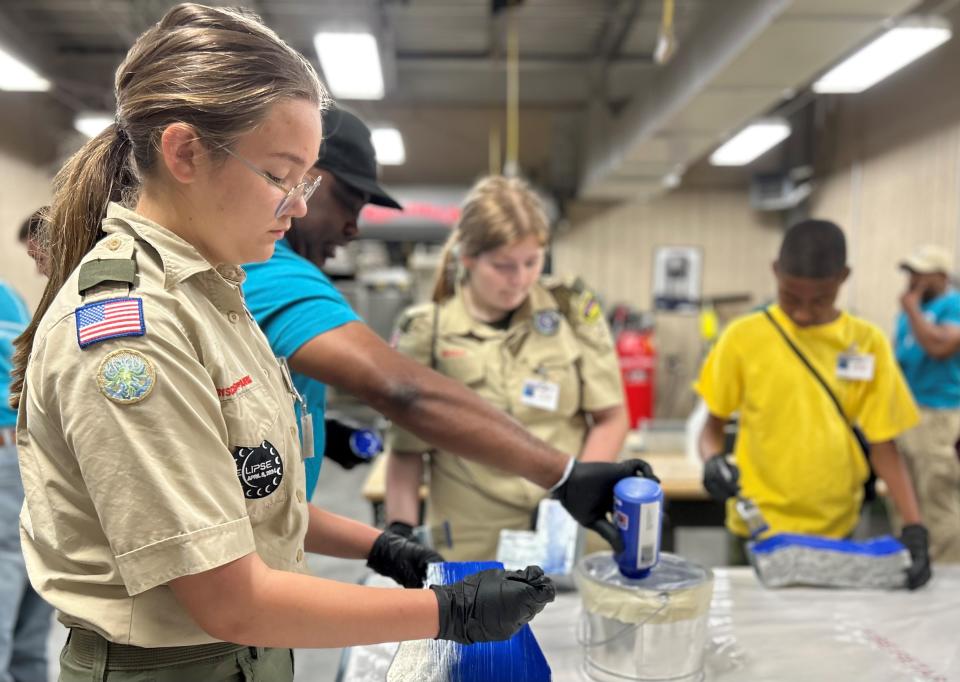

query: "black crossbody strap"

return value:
[762, 308, 867, 454]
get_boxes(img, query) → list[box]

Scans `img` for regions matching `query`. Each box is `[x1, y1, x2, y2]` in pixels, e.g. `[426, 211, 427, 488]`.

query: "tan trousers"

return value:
[892, 408, 960, 563]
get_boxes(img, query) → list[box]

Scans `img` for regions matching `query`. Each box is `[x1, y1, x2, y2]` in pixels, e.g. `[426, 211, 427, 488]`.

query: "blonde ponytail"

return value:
[431, 230, 462, 303]
[10, 125, 132, 407]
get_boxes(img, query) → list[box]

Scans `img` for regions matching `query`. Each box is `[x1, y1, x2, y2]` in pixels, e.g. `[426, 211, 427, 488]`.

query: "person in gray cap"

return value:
[243, 107, 657, 591]
[894, 244, 960, 563]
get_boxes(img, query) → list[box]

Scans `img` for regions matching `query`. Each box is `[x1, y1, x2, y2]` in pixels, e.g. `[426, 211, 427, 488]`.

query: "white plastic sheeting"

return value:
[340, 567, 960, 681]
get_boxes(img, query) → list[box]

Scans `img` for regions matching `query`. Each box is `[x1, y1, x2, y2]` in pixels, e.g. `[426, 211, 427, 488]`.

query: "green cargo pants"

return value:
[59, 629, 294, 682]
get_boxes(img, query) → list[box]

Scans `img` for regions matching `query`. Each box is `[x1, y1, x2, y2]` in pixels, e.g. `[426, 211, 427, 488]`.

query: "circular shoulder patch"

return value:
[233, 440, 284, 498]
[97, 349, 156, 404]
[533, 309, 561, 336]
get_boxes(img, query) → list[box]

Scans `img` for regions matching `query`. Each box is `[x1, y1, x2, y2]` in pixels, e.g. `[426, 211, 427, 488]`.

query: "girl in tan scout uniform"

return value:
[386, 176, 630, 561]
[9, 6, 554, 680]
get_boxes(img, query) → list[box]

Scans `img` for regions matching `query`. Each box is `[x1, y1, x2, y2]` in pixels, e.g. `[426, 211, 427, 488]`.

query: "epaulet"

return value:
[542, 276, 600, 326]
[77, 233, 138, 296]
[394, 302, 435, 335]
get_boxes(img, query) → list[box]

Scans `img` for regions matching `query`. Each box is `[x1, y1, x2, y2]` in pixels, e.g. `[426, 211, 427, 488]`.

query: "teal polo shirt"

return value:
[895, 289, 960, 409]
[244, 240, 359, 498]
[0, 281, 30, 428]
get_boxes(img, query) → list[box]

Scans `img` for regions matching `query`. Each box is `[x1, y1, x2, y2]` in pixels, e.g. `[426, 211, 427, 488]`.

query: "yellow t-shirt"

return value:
[695, 304, 919, 539]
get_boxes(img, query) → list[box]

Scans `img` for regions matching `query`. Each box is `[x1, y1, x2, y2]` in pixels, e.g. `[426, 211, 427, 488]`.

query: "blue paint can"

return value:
[613, 477, 663, 579]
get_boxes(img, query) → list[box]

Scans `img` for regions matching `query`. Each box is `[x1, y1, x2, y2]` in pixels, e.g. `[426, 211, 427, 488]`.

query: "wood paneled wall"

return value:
[810, 25, 960, 330]
[553, 190, 783, 418]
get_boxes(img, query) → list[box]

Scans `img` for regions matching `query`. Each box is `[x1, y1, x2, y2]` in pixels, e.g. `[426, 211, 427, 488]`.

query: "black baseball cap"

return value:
[315, 107, 402, 210]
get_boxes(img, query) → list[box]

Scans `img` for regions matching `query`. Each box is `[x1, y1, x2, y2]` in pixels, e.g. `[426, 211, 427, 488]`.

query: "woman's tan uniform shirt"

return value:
[17, 204, 309, 647]
[389, 278, 624, 560]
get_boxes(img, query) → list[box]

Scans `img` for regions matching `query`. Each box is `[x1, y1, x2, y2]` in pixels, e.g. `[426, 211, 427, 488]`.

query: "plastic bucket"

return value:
[574, 552, 713, 682]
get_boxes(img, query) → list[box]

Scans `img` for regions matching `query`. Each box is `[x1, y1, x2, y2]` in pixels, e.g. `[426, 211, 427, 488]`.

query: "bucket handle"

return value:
[577, 592, 670, 648]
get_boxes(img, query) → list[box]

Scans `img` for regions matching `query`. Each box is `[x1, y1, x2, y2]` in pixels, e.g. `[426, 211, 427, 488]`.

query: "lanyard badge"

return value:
[278, 357, 314, 459]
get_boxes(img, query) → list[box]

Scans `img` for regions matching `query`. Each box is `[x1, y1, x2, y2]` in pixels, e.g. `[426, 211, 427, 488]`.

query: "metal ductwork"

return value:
[579, 0, 924, 202]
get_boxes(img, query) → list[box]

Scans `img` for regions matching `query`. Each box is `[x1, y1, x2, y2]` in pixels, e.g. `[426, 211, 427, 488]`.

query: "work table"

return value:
[341, 566, 960, 681]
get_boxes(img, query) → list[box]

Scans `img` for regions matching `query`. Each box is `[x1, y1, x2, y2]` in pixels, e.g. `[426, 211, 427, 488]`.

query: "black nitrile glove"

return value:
[702, 454, 740, 504]
[430, 566, 556, 645]
[900, 524, 932, 590]
[386, 521, 416, 540]
[553, 459, 659, 553]
[366, 531, 445, 589]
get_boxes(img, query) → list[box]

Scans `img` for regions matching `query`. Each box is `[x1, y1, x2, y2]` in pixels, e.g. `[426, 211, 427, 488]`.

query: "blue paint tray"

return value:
[386, 561, 552, 682]
[748, 533, 911, 589]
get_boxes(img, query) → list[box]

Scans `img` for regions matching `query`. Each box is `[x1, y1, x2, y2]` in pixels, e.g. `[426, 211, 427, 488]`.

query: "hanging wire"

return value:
[504, 6, 520, 177]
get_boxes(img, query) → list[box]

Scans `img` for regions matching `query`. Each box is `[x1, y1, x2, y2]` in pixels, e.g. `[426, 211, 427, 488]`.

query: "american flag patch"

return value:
[75, 297, 146, 349]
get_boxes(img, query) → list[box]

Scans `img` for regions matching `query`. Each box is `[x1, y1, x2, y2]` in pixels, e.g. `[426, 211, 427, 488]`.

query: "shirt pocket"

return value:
[220, 381, 290, 521]
[437, 348, 485, 387]
[514, 348, 582, 422]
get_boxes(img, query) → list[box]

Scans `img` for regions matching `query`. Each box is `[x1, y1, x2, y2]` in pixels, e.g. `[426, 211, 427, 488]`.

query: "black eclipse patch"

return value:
[233, 440, 284, 498]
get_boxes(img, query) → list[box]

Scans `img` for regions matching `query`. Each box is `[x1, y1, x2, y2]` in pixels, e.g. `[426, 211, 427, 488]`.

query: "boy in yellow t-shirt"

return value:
[696, 219, 931, 590]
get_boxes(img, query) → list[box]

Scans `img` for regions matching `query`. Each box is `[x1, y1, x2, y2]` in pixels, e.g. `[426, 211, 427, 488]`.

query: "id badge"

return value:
[520, 378, 560, 412]
[837, 353, 875, 381]
[300, 410, 315, 460]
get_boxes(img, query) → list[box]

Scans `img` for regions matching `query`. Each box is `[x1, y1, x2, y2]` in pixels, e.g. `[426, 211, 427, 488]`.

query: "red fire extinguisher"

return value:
[616, 326, 656, 429]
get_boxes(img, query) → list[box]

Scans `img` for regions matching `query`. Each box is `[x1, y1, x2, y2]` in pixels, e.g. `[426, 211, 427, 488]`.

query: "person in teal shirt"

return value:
[244, 107, 402, 498]
[894, 244, 960, 563]
[1, 277, 53, 682]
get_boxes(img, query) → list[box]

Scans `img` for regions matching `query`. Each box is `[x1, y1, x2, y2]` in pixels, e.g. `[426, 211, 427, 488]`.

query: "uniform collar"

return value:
[101, 202, 245, 288]
[441, 281, 553, 338]
[768, 303, 849, 335]
[517, 282, 558, 320]
[440, 286, 485, 337]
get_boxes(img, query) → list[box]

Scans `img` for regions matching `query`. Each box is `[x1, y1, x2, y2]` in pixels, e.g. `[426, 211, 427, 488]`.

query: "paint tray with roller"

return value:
[387, 561, 552, 682]
[748, 533, 911, 589]
[738, 496, 911, 589]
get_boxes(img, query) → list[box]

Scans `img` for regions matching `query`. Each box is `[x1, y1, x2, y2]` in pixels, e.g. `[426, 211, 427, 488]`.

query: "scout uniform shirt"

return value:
[17, 203, 309, 647]
[696, 304, 919, 539]
[389, 277, 624, 561]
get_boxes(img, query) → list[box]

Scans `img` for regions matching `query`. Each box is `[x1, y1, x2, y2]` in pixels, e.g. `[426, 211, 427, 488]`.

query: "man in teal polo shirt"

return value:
[895, 244, 960, 563]
[244, 108, 402, 498]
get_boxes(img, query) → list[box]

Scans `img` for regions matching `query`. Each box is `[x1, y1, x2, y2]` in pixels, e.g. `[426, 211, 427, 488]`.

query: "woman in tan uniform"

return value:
[10, 6, 553, 680]
[386, 176, 632, 561]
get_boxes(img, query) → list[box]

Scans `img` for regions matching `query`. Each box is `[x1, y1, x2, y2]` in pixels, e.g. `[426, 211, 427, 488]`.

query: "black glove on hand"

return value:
[702, 454, 740, 504]
[554, 459, 658, 553]
[366, 531, 445, 589]
[900, 524, 932, 590]
[386, 521, 415, 540]
[431, 566, 556, 645]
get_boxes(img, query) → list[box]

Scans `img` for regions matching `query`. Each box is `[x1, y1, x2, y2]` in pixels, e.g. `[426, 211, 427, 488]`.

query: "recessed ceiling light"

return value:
[710, 119, 791, 167]
[314, 32, 385, 100]
[813, 17, 951, 94]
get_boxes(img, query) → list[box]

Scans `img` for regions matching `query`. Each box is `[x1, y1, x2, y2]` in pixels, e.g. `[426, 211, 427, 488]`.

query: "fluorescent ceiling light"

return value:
[710, 119, 791, 167]
[74, 112, 113, 138]
[0, 46, 50, 91]
[314, 32, 384, 100]
[813, 18, 951, 94]
[371, 127, 405, 165]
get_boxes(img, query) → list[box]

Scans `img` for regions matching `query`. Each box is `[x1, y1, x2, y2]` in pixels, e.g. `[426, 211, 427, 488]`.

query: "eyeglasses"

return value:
[223, 147, 322, 219]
